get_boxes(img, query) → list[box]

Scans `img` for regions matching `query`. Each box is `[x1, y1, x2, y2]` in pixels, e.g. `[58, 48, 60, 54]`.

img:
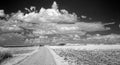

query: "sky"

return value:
[0, 0, 120, 22]
[0, 0, 120, 34]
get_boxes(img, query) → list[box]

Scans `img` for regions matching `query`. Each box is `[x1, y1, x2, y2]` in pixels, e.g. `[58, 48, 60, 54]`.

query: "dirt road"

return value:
[17, 47, 57, 65]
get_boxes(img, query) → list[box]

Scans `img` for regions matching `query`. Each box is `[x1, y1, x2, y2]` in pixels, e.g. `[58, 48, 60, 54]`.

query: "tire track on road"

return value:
[17, 47, 57, 65]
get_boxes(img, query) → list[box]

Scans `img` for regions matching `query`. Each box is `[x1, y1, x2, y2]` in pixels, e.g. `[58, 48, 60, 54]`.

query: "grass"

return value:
[0, 51, 13, 64]
[52, 47, 120, 65]
[0, 46, 38, 64]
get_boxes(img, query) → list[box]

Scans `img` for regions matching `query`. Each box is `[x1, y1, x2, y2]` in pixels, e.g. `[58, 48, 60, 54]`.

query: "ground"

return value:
[1, 46, 57, 65]
[17, 47, 57, 65]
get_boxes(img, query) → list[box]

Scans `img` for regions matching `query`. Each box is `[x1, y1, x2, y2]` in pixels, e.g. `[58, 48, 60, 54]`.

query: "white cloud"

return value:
[0, 10, 5, 17]
[12, 1, 77, 23]
[81, 15, 87, 19]
[8, 1, 110, 32]
[76, 22, 110, 31]
[55, 22, 110, 32]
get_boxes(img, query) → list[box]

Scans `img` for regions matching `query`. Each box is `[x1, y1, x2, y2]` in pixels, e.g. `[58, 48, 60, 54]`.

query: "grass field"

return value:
[0, 46, 39, 64]
[51, 45, 120, 65]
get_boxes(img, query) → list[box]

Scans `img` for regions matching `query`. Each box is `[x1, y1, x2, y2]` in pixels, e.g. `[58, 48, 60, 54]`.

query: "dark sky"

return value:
[0, 0, 120, 22]
[0, 0, 120, 34]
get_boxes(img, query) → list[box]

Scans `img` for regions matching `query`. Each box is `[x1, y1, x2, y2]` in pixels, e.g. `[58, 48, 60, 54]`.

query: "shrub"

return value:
[0, 52, 12, 63]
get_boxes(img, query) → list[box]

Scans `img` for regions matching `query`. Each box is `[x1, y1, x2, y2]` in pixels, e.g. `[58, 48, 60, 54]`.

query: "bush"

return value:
[0, 52, 12, 63]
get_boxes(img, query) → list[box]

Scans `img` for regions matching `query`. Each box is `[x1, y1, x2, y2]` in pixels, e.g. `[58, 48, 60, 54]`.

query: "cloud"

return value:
[81, 15, 87, 19]
[103, 22, 115, 25]
[12, 1, 77, 23]
[76, 22, 110, 31]
[55, 22, 110, 32]
[0, 10, 5, 17]
[7, 1, 110, 33]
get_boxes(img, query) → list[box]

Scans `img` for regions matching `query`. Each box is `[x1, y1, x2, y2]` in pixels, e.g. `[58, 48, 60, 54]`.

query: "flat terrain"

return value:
[51, 45, 120, 65]
[1, 45, 120, 65]
[50, 45, 120, 50]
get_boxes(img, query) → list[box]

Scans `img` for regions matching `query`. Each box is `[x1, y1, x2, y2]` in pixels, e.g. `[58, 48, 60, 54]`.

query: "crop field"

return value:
[51, 45, 120, 65]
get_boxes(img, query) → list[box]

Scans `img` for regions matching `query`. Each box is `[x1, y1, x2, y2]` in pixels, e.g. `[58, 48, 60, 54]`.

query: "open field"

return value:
[0, 46, 39, 65]
[0, 46, 39, 54]
[50, 45, 120, 50]
[50, 45, 120, 65]
[1, 45, 120, 65]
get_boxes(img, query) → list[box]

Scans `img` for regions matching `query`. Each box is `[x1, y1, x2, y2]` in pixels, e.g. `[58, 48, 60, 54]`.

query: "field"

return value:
[1, 45, 120, 65]
[51, 45, 120, 65]
[0, 46, 39, 64]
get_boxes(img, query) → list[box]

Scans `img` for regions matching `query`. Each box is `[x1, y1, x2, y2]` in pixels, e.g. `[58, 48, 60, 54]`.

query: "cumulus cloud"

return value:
[7, 1, 111, 32]
[55, 22, 110, 32]
[81, 15, 87, 19]
[76, 22, 110, 31]
[0, 10, 5, 17]
[12, 1, 77, 23]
